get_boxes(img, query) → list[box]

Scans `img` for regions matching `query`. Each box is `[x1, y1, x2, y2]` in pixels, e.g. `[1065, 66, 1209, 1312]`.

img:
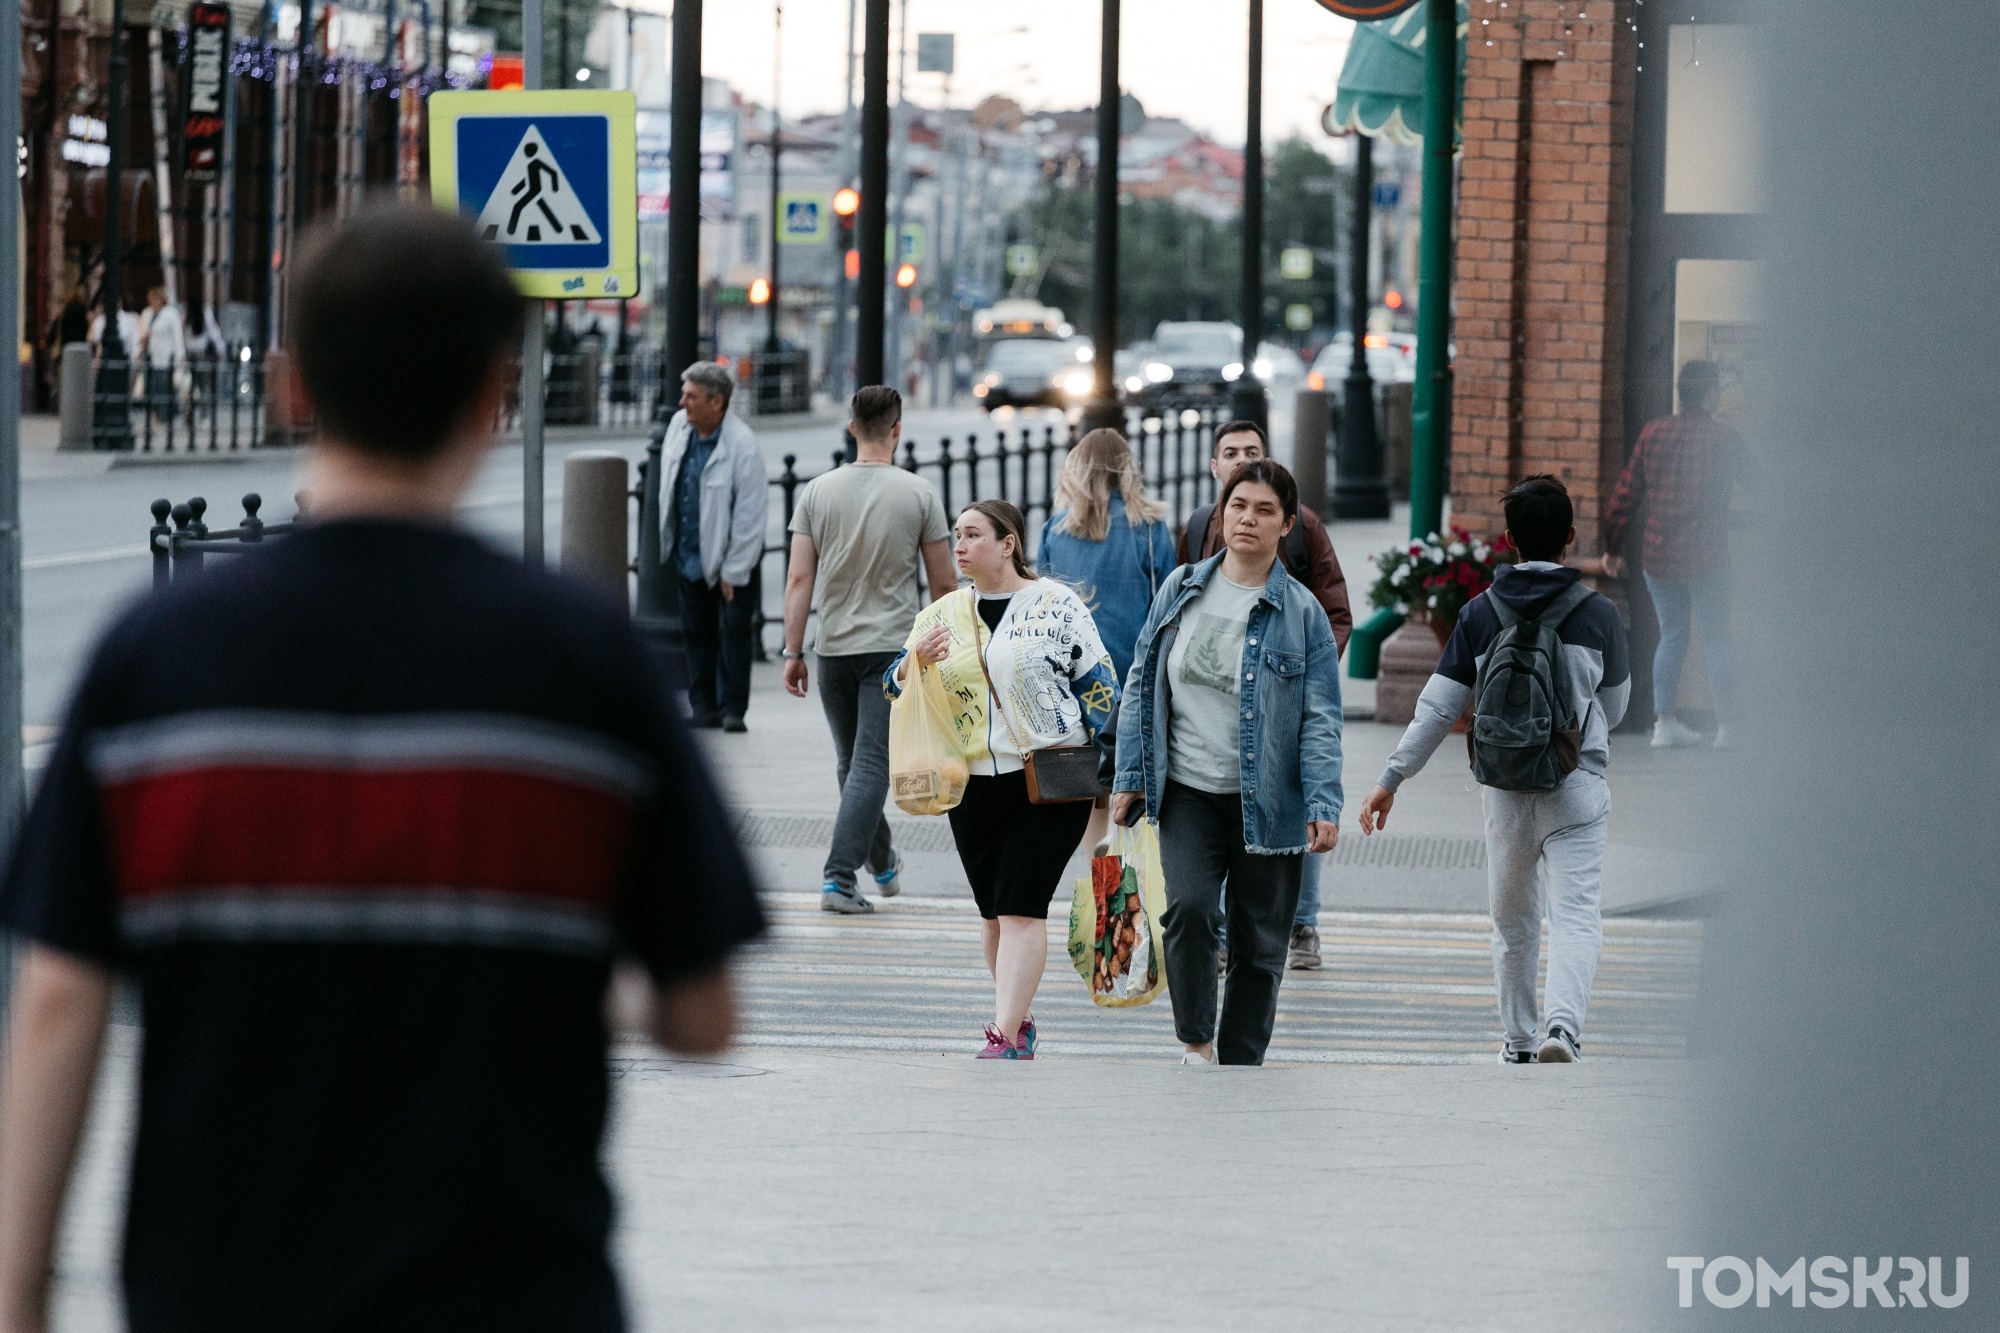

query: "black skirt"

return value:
[946, 769, 1092, 919]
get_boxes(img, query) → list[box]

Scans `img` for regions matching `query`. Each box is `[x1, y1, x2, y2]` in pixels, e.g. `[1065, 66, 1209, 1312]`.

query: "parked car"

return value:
[1307, 333, 1417, 403]
[1137, 321, 1244, 403]
[972, 338, 1078, 410]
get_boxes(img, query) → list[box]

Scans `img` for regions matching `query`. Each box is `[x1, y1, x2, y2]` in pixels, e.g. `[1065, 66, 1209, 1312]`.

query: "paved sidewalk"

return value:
[51, 1029, 1697, 1333]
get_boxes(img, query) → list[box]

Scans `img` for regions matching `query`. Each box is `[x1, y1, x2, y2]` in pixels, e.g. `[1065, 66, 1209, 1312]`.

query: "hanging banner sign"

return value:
[183, 3, 232, 182]
[1310, 0, 1420, 17]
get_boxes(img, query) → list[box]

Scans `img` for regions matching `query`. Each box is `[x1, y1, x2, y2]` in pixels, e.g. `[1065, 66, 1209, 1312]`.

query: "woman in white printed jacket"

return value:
[886, 500, 1119, 1060]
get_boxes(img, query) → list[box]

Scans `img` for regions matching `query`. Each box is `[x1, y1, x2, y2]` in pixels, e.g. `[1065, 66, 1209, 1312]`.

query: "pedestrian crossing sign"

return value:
[428, 90, 638, 300]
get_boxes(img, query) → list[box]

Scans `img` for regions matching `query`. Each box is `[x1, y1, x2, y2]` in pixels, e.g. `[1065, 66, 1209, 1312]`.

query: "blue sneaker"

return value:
[872, 853, 904, 899]
[820, 881, 874, 915]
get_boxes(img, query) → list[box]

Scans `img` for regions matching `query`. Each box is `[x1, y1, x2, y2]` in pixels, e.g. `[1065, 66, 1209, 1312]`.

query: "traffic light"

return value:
[844, 250, 861, 280]
[833, 186, 860, 289]
[748, 277, 771, 305]
[895, 262, 918, 289]
[832, 186, 860, 218]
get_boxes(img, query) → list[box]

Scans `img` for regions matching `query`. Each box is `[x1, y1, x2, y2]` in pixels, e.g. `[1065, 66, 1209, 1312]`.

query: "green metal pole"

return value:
[1407, 0, 1455, 541]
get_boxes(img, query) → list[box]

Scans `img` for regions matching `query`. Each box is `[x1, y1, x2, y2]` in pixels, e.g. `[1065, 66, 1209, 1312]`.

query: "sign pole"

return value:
[522, 0, 546, 565]
[0, 0, 24, 1013]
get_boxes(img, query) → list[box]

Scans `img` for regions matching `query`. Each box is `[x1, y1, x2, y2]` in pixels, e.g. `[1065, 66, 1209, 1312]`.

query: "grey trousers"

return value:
[1481, 770, 1612, 1055]
[817, 651, 898, 889]
[1156, 781, 1304, 1065]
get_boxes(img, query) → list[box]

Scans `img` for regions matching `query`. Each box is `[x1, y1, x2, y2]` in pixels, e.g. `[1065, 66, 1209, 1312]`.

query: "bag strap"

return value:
[968, 589, 1028, 756]
[1540, 580, 1595, 632]
[1186, 504, 1215, 561]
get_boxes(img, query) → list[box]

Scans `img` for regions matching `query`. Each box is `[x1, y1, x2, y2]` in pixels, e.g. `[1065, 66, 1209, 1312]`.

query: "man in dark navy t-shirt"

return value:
[0, 205, 764, 1332]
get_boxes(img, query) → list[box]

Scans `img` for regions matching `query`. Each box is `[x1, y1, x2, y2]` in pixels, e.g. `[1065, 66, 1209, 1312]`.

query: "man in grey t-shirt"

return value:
[783, 386, 955, 913]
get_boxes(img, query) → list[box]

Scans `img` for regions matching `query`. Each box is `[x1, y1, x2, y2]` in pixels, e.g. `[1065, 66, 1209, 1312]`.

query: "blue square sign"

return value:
[456, 114, 611, 271]
[429, 90, 638, 299]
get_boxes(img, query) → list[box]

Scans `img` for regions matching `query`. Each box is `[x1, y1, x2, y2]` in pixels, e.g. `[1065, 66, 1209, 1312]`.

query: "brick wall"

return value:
[1451, 0, 1635, 548]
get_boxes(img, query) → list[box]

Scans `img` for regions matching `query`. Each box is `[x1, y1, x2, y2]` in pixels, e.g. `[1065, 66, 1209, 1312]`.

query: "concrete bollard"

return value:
[1292, 389, 1331, 517]
[58, 343, 93, 450]
[560, 451, 631, 603]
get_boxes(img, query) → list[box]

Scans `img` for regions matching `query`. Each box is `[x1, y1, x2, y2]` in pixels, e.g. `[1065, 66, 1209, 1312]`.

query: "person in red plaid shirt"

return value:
[1601, 359, 1743, 750]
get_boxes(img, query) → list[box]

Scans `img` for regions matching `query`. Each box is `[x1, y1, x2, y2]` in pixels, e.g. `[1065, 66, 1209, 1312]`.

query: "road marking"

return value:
[24, 544, 148, 570]
[739, 898, 1703, 1065]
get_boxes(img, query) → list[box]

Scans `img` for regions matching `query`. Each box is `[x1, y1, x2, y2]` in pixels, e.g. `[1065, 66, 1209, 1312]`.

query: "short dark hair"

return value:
[1211, 419, 1268, 457]
[851, 385, 902, 440]
[288, 202, 522, 459]
[1501, 474, 1574, 561]
[1678, 358, 1720, 412]
[1216, 457, 1298, 524]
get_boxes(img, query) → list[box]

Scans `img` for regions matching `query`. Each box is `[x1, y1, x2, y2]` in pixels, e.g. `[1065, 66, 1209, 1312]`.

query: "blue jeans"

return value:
[1644, 571, 1732, 724]
[1294, 852, 1323, 927]
[1219, 852, 1322, 941]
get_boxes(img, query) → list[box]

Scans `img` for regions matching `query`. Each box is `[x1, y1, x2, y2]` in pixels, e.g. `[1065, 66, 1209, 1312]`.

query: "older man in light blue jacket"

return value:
[659, 362, 770, 731]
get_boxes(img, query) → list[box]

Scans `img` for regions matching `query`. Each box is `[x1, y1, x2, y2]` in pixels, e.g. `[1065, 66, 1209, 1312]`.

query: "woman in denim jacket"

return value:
[1110, 460, 1343, 1066]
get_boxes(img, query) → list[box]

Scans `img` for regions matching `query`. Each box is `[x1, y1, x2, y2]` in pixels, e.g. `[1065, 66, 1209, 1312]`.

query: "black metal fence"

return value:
[150, 493, 301, 584]
[742, 402, 1232, 653]
[94, 358, 275, 454]
[92, 349, 669, 454]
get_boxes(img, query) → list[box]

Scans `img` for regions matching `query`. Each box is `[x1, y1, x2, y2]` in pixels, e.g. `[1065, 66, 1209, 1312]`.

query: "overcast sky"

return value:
[622, 0, 1357, 147]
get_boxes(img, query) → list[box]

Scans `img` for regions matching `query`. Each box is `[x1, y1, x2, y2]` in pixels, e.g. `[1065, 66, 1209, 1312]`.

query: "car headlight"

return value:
[1144, 362, 1172, 383]
[1124, 375, 1144, 395]
[1222, 361, 1244, 381]
[1252, 358, 1272, 380]
[1064, 370, 1093, 395]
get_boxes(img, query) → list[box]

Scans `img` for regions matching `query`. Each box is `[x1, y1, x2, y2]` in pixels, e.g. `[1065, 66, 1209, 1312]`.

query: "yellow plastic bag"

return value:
[888, 661, 970, 816]
[1067, 822, 1168, 1007]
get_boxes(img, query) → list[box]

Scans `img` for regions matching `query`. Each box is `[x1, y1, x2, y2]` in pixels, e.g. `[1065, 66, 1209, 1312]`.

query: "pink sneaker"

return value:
[1016, 1018, 1038, 1057]
[976, 1023, 1024, 1059]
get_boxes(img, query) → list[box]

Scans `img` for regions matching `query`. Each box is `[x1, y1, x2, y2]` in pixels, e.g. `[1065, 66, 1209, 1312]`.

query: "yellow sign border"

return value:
[428, 89, 638, 300]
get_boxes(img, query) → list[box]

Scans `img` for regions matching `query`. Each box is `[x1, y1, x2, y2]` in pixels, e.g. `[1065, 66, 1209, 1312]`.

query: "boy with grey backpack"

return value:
[1357, 477, 1630, 1063]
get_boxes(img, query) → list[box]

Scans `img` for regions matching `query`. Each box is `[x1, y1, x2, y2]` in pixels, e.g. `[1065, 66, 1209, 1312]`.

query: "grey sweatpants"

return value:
[1480, 770, 1611, 1056]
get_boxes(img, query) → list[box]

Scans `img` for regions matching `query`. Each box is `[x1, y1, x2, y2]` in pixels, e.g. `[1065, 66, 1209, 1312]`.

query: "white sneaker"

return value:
[1712, 725, 1733, 751]
[1180, 1050, 1218, 1069]
[1651, 717, 1703, 749]
[1537, 1025, 1581, 1063]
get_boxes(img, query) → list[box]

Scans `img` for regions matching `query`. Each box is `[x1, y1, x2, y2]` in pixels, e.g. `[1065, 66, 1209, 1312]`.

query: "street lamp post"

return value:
[1333, 130, 1389, 518]
[1230, 0, 1269, 430]
[1407, 0, 1456, 538]
[1080, 0, 1122, 433]
[855, 0, 890, 387]
[766, 4, 782, 356]
[93, 0, 133, 450]
[635, 0, 704, 654]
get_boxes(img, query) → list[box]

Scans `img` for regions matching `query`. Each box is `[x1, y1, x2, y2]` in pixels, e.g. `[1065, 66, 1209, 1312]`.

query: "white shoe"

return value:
[1651, 717, 1703, 749]
[1537, 1025, 1581, 1063]
[1712, 725, 1733, 751]
[1180, 1050, 1218, 1068]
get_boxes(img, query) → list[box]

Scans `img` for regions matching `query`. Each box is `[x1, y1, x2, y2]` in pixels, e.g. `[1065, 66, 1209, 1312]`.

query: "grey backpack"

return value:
[1466, 582, 1594, 791]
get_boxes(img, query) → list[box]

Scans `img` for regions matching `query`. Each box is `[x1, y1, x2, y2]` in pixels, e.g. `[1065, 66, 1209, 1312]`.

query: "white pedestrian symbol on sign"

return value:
[476, 125, 602, 245]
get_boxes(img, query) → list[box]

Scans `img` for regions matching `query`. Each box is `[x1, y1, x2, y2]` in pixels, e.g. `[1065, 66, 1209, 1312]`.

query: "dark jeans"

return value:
[817, 651, 897, 889]
[1157, 780, 1304, 1065]
[679, 575, 753, 721]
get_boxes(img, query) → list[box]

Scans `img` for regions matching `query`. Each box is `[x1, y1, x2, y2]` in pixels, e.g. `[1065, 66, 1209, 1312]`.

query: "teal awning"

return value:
[1327, 0, 1467, 146]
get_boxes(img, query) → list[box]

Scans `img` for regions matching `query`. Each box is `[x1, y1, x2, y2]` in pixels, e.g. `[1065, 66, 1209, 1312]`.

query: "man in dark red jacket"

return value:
[1177, 419, 1350, 970]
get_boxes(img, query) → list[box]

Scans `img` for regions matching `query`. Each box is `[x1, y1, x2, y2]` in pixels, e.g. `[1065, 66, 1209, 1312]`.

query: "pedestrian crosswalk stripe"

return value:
[736, 897, 1702, 1065]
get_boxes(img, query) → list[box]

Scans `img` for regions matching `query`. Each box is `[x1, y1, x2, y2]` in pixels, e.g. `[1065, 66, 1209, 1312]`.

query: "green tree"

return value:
[1005, 134, 1349, 346]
